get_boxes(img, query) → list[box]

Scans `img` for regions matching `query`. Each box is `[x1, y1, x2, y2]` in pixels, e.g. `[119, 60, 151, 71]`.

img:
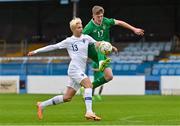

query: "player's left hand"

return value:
[112, 46, 118, 53]
[27, 51, 35, 56]
[134, 28, 144, 36]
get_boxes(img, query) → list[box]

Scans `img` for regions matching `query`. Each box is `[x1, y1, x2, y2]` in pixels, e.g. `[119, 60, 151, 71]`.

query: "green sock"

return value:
[93, 76, 108, 89]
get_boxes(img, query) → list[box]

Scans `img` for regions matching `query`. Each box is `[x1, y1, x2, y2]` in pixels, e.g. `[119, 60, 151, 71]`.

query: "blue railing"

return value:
[1, 62, 180, 76]
[1, 62, 180, 94]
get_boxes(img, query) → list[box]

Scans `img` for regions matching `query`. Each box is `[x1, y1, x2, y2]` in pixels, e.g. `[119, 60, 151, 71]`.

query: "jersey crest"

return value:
[102, 24, 106, 30]
[93, 29, 97, 33]
[82, 39, 86, 43]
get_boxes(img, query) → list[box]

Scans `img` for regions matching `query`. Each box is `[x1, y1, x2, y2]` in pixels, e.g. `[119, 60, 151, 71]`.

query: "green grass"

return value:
[0, 94, 180, 125]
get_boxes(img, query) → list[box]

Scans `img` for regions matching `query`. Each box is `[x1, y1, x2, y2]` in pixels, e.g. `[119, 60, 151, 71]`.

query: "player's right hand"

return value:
[134, 28, 144, 36]
[27, 51, 35, 56]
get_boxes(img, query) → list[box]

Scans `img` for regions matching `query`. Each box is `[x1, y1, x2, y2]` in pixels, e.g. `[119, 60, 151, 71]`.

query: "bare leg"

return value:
[103, 67, 113, 81]
[36, 87, 76, 120]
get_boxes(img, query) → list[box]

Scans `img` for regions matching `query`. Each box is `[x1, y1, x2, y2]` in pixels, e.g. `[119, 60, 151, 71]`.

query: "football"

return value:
[99, 41, 113, 55]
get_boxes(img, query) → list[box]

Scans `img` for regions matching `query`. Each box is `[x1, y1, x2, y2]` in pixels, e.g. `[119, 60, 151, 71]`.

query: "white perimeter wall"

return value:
[1, 75, 179, 95]
[101, 76, 145, 95]
[27, 76, 68, 94]
[161, 76, 180, 95]
[27, 75, 145, 95]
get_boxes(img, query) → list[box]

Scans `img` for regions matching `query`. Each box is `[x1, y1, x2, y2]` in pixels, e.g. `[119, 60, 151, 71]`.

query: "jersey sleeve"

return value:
[85, 35, 96, 44]
[55, 38, 68, 49]
[33, 39, 68, 54]
[33, 44, 59, 54]
[104, 17, 115, 27]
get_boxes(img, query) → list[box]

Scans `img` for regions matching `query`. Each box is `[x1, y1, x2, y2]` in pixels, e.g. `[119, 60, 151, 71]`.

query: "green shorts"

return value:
[88, 44, 110, 68]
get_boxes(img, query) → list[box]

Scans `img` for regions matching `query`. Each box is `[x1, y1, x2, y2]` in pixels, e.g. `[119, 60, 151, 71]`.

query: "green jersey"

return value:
[83, 17, 115, 69]
[83, 17, 115, 42]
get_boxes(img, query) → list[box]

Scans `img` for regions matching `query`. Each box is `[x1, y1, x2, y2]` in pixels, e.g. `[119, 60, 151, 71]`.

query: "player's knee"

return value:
[63, 96, 72, 102]
[108, 75, 113, 81]
[84, 83, 93, 88]
[105, 74, 113, 81]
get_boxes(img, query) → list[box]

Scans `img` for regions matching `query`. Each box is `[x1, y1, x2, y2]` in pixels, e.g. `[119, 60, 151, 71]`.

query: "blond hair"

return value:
[92, 5, 104, 15]
[69, 17, 82, 32]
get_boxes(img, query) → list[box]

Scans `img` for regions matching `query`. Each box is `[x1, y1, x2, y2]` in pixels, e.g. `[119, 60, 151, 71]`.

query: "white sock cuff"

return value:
[84, 88, 92, 98]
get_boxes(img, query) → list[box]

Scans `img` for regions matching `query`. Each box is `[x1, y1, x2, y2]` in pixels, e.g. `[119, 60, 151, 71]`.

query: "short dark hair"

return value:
[92, 5, 104, 15]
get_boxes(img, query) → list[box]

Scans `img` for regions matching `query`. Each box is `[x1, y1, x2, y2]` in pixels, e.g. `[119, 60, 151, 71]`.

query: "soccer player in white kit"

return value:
[28, 18, 101, 121]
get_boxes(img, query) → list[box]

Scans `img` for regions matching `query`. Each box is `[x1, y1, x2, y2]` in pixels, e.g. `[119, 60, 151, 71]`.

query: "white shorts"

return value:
[67, 71, 88, 91]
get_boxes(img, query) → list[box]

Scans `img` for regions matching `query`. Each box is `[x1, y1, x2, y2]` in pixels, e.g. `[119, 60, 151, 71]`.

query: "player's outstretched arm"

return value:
[114, 19, 144, 36]
[27, 44, 60, 56]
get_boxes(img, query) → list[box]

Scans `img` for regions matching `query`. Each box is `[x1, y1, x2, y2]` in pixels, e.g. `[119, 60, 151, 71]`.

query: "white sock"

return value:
[84, 88, 93, 113]
[41, 95, 64, 109]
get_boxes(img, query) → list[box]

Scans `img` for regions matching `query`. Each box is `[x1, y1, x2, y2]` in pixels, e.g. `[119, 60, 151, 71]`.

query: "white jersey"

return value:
[33, 34, 96, 75]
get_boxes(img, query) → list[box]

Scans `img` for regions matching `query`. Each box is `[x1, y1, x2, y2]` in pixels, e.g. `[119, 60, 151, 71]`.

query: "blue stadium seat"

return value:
[168, 68, 175, 75]
[122, 64, 129, 71]
[114, 64, 122, 70]
[130, 64, 137, 71]
[152, 69, 159, 75]
[160, 68, 168, 75]
[176, 68, 180, 75]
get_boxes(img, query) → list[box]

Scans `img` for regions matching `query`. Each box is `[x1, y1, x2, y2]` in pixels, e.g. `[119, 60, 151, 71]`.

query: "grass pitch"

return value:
[0, 94, 180, 125]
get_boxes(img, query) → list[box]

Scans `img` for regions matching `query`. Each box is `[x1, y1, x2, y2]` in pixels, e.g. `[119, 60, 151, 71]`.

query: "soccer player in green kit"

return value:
[82, 5, 144, 100]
